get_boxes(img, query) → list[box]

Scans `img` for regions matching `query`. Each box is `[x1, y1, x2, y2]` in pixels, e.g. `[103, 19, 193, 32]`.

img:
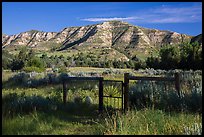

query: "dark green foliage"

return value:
[145, 42, 202, 70]
[159, 45, 181, 69]
[5, 41, 201, 70]
[10, 59, 25, 71]
[2, 50, 14, 69]
[146, 56, 160, 69]
[2, 93, 56, 116]
[131, 55, 139, 62]
[4, 48, 47, 72]
[133, 60, 146, 70]
[113, 60, 125, 68]
[26, 57, 45, 70]
[179, 42, 202, 70]
[17, 48, 28, 61]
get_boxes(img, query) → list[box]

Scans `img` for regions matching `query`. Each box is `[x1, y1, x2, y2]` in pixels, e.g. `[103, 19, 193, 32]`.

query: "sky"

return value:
[2, 2, 202, 36]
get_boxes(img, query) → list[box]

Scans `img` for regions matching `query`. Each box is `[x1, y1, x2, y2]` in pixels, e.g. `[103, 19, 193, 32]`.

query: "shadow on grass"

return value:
[2, 92, 104, 125]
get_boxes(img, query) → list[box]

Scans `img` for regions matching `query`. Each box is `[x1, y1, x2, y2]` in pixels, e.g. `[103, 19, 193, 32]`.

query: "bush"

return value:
[128, 70, 202, 113]
[2, 93, 54, 115]
[26, 57, 45, 69]
[10, 60, 25, 71]
[8, 72, 30, 86]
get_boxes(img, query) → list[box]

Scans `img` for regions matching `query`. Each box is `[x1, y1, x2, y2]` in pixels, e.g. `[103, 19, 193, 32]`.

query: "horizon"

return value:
[2, 2, 202, 36]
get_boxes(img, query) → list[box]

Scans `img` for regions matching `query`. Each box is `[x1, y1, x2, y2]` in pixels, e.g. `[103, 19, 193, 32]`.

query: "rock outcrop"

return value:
[2, 21, 196, 59]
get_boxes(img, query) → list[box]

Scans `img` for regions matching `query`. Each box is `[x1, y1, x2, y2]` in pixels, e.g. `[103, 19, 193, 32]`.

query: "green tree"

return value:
[146, 56, 160, 69]
[179, 42, 202, 70]
[134, 60, 146, 70]
[18, 49, 27, 61]
[2, 50, 14, 69]
[159, 45, 180, 70]
[26, 57, 45, 70]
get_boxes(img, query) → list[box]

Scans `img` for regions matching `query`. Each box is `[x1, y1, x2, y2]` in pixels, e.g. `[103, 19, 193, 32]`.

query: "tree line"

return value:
[146, 42, 202, 70]
[2, 42, 202, 72]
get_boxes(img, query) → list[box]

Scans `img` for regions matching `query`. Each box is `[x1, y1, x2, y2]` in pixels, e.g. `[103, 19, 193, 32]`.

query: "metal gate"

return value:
[102, 80, 124, 112]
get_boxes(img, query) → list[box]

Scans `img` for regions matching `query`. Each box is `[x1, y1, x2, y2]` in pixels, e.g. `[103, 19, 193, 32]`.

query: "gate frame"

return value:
[62, 76, 104, 112]
[102, 79, 124, 111]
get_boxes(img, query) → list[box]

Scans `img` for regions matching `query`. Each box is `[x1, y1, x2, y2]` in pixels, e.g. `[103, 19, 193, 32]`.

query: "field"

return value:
[2, 68, 202, 135]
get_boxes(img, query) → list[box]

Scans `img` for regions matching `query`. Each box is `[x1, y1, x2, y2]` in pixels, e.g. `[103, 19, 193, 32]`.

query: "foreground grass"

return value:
[2, 110, 102, 135]
[102, 108, 202, 135]
[2, 107, 202, 135]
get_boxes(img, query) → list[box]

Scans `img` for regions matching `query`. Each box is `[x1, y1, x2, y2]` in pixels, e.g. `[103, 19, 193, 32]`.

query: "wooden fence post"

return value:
[175, 73, 181, 98]
[124, 73, 129, 113]
[99, 77, 104, 113]
[63, 80, 67, 104]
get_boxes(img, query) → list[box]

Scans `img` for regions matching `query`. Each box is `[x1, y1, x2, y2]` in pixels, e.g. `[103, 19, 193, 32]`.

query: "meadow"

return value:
[2, 68, 202, 135]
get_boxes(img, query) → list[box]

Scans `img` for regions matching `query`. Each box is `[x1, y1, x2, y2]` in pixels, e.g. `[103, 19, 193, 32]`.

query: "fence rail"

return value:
[128, 76, 175, 81]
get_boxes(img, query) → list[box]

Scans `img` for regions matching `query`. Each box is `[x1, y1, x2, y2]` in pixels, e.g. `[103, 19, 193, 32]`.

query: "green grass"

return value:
[2, 85, 202, 135]
[2, 110, 103, 135]
[101, 108, 202, 135]
[2, 107, 202, 135]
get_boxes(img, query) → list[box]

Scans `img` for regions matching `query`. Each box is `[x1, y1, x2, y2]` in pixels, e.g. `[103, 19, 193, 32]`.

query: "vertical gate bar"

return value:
[121, 81, 124, 110]
[106, 97, 108, 108]
[175, 73, 181, 98]
[114, 98, 116, 109]
[124, 73, 129, 113]
[99, 77, 104, 113]
[118, 98, 120, 109]
[107, 97, 108, 108]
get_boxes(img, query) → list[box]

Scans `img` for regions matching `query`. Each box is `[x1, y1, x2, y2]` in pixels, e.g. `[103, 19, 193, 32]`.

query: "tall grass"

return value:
[2, 110, 103, 135]
[100, 108, 202, 135]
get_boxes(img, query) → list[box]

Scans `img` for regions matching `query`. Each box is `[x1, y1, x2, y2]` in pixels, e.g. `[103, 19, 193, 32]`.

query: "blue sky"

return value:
[2, 2, 202, 36]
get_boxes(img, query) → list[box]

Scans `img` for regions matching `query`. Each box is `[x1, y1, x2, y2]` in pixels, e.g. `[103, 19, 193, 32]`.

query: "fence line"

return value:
[62, 73, 180, 113]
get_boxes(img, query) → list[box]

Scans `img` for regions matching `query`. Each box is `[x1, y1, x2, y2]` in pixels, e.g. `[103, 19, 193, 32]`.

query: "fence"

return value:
[123, 73, 180, 112]
[62, 73, 181, 113]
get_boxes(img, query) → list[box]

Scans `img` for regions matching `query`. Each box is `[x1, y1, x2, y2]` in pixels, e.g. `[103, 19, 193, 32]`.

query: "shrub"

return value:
[8, 72, 30, 86]
[2, 93, 54, 115]
[10, 60, 25, 71]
